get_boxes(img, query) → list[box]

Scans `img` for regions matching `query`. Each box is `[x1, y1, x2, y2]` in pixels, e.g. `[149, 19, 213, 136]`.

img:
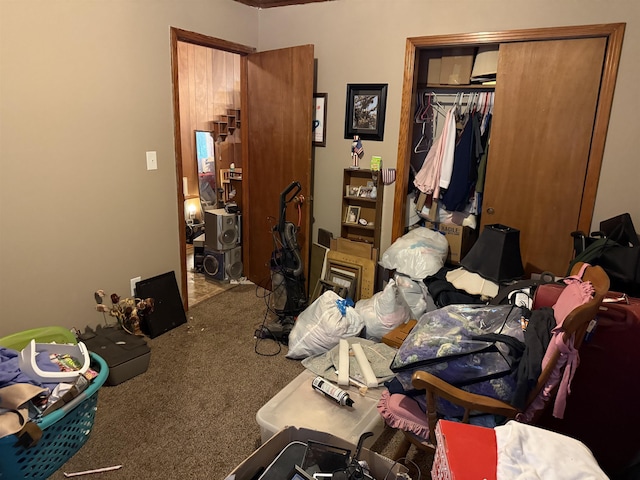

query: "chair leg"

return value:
[393, 435, 412, 461]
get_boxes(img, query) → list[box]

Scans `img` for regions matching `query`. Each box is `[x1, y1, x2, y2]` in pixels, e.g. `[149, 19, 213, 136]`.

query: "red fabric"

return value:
[432, 420, 497, 480]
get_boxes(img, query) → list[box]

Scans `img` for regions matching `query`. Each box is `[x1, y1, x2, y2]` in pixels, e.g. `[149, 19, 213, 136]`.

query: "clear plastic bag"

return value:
[390, 304, 526, 415]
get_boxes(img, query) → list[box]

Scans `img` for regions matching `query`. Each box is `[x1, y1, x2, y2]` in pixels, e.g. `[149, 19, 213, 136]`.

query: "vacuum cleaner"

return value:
[260, 181, 308, 343]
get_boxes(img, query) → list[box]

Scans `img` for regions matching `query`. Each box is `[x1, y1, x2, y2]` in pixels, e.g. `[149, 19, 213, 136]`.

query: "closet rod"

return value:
[422, 92, 488, 97]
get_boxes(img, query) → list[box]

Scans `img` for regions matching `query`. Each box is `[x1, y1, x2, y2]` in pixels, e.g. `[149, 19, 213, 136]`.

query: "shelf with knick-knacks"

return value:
[341, 168, 383, 250]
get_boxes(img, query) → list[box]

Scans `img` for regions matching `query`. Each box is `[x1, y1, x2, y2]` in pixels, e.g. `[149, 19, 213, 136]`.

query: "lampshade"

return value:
[460, 224, 524, 283]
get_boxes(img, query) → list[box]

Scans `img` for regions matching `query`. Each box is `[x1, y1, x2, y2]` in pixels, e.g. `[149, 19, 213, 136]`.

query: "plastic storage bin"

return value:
[0, 327, 109, 480]
[255, 370, 385, 445]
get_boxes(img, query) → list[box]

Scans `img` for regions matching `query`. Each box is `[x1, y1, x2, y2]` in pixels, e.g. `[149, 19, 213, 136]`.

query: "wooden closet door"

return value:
[481, 37, 606, 276]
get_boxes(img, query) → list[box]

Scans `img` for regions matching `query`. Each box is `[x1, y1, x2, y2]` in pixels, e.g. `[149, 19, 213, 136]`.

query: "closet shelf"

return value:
[343, 195, 377, 203]
[425, 83, 495, 90]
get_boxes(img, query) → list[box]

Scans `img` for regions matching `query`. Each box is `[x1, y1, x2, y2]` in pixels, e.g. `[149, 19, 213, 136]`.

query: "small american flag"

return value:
[353, 137, 364, 158]
[382, 168, 396, 185]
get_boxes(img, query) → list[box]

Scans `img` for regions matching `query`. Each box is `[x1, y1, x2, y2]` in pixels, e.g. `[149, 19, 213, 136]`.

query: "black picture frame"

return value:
[313, 93, 328, 147]
[344, 83, 388, 141]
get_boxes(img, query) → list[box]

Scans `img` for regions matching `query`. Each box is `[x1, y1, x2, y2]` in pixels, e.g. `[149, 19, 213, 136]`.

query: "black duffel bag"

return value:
[569, 220, 640, 296]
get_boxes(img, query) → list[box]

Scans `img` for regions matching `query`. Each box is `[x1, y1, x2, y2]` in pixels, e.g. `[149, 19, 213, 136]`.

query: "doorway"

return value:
[171, 28, 316, 312]
[170, 28, 255, 311]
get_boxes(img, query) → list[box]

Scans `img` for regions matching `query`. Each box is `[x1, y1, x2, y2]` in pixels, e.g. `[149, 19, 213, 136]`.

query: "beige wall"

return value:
[257, 0, 640, 256]
[1, 0, 638, 337]
[0, 0, 258, 337]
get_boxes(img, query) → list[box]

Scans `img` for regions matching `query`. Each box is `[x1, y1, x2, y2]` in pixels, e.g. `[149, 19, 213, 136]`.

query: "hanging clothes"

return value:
[440, 112, 477, 212]
[473, 113, 493, 215]
[413, 106, 456, 198]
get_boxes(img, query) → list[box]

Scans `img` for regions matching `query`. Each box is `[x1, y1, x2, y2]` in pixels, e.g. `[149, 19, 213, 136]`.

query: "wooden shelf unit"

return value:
[341, 168, 384, 250]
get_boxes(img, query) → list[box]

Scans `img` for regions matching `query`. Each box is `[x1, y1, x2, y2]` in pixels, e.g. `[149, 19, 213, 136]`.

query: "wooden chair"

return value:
[390, 262, 610, 460]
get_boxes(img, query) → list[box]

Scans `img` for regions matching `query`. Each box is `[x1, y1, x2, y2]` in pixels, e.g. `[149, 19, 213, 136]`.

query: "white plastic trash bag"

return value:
[355, 279, 411, 341]
[286, 290, 364, 360]
[394, 273, 429, 319]
[379, 227, 448, 280]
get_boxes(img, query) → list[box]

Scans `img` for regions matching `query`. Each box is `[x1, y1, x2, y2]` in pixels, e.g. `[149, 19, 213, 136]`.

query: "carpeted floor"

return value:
[49, 284, 431, 479]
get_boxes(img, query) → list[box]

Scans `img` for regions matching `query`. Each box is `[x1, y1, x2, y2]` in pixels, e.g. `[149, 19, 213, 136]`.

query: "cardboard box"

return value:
[427, 57, 442, 85]
[425, 221, 477, 265]
[418, 48, 442, 85]
[439, 47, 475, 85]
[225, 426, 409, 480]
[382, 319, 418, 349]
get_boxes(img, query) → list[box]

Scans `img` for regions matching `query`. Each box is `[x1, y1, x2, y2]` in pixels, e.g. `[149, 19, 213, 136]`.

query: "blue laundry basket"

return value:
[0, 328, 109, 479]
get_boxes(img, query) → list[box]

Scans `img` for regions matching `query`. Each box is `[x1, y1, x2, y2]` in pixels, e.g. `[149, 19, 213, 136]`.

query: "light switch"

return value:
[146, 151, 158, 170]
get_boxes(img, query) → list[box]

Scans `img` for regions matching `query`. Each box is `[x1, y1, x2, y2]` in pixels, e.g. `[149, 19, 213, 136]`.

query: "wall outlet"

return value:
[130, 276, 142, 297]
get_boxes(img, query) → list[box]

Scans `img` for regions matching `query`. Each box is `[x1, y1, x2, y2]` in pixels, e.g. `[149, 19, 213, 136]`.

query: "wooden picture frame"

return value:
[325, 261, 362, 301]
[327, 268, 358, 300]
[344, 205, 361, 224]
[344, 83, 388, 141]
[326, 250, 377, 301]
[313, 93, 328, 147]
[311, 279, 349, 303]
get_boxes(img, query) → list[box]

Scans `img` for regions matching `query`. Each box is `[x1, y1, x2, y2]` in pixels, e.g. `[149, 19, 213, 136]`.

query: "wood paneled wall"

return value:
[177, 41, 241, 219]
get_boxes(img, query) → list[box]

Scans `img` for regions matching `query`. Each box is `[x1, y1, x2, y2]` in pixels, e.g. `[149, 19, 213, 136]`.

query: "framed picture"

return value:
[344, 205, 361, 224]
[311, 279, 349, 303]
[313, 93, 328, 147]
[344, 83, 388, 141]
[346, 185, 359, 197]
[328, 269, 358, 301]
[325, 260, 363, 301]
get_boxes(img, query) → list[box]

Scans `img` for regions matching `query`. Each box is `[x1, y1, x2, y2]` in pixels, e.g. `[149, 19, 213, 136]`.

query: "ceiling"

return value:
[234, 0, 332, 8]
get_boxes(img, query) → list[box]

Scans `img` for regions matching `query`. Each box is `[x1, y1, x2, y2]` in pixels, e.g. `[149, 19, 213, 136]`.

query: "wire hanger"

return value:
[414, 121, 433, 154]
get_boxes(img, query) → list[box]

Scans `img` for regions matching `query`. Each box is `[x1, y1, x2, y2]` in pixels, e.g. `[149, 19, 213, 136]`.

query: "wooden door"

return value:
[482, 38, 605, 275]
[243, 45, 315, 288]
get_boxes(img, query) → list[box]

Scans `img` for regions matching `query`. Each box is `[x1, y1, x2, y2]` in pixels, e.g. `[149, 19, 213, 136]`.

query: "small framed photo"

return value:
[346, 185, 359, 197]
[344, 83, 388, 141]
[329, 270, 357, 301]
[345, 205, 361, 224]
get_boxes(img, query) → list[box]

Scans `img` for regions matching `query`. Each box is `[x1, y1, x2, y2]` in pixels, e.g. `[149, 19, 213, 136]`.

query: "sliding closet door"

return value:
[481, 37, 606, 275]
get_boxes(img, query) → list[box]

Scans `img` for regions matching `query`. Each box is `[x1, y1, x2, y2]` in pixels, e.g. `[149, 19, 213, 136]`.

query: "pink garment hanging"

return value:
[518, 263, 594, 422]
[414, 106, 456, 198]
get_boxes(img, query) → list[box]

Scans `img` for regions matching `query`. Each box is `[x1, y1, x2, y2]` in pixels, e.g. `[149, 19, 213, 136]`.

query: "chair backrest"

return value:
[523, 263, 609, 419]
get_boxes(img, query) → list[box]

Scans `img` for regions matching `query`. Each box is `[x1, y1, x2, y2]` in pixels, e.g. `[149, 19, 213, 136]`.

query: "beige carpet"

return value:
[47, 284, 431, 479]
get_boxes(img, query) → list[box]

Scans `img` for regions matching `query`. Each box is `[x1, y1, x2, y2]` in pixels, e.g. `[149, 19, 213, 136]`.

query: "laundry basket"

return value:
[0, 327, 109, 480]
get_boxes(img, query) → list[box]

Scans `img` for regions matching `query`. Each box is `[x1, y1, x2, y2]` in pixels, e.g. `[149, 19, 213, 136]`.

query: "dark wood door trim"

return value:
[170, 27, 256, 311]
[392, 23, 625, 243]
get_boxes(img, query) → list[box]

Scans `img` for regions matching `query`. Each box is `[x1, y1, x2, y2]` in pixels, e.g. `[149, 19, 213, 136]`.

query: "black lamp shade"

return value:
[461, 224, 524, 283]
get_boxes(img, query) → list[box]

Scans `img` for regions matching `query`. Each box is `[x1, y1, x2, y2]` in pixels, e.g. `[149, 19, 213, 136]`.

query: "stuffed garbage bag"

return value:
[286, 290, 364, 360]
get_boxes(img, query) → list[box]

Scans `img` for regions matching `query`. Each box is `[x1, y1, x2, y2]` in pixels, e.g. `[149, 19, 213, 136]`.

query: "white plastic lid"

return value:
[19, 340, 90, 383]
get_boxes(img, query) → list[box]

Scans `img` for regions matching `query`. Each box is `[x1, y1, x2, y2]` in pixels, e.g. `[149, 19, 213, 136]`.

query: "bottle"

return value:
[311, 376, 354, 407]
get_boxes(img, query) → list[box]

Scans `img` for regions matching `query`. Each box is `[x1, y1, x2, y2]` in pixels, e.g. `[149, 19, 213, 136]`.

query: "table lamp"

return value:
[460, 224, 525, 283]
